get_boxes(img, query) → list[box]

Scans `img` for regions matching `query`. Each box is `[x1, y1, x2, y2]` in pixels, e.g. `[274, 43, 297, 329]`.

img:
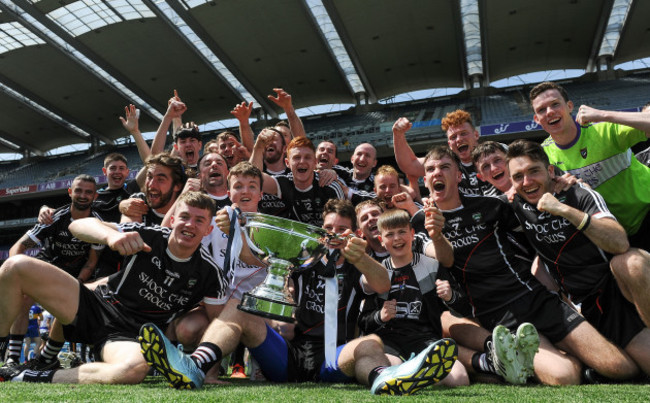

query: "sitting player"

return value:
[358, 209, 468, 387]
[506, 139, 650, 378]
[138, 200, 458, 395]
[0, 192, 226, 384]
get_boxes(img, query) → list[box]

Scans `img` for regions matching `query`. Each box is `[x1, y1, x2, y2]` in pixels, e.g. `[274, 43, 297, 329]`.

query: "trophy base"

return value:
[237, 292, 296, 323]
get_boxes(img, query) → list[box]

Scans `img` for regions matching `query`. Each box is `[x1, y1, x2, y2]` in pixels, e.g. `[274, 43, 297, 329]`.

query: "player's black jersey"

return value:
[101, 223, 226, 329]
[459, 162, 498, 197]
[334, 165, 375, 193]
[293, 258, 365, 344]
[349, 188, 377, 205]
[367, 248, 390, 263]
[128, 193, 166, 226]
[94, 186, 132, 223]
[258, 193, 292, 218]
[258, 164, 292, 218]
[209, 194, 232, 211]
[273, 172, 345, 226]
[492, 195, 537, 263]
[411, 232, 432, 254]
[441, 194, 541, 317]
[27, 206, 104, 277]
[264, 166, 291, 176]
[511, 184, 615, 302]
[260, 167, 291, 217]
[359, 253, 466, 339]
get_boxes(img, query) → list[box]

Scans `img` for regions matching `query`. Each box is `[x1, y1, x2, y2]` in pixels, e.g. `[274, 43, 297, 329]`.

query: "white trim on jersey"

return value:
[296, 184, 314, 192]
[208, 193, 229, 202]
[295, 275, 304, 304]
[118, 221, 171, 235]
[199, 244, 223, 273]
[346, 287, 358, 322]
[578, 183, 616, 221]
[166, 247, 192, 263]
[28, 206, 71, 244]
[115, 254, 137, 295]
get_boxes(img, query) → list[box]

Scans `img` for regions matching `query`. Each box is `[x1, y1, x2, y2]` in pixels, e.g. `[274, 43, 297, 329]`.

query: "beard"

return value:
[265, 150, 283, 164]
[147, 187, 175, 210]
[72, 200, 92, 211]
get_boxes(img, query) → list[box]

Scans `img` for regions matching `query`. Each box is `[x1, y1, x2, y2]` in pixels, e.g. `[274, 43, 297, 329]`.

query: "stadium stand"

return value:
[0, 72, 648, 261]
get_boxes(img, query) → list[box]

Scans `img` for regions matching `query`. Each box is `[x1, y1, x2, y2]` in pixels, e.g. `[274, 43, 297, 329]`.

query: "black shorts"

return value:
[580, 275, 646, 348]
[629, 210, 650, 251]
[62, 284, 142, 359]
[477, 287, 584, 344]
[379, 330, 439, 360]
[286, 338, 325, 383]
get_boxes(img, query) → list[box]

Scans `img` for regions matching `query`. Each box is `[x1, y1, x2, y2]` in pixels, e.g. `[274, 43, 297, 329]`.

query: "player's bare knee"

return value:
[539, 360, 581, 385]
[110, 360, 150, 384]
[442, 361, 470, 387]
[0, 255, 32, 286]
[611, 249, 649, 283]
[353, 334, 384, 358]
[598, 354, 639, 379]
[174, 317, 208, 348]
[553, 368, 581, 386]
[0, 255, 23, 275]
[238, 312, 266, 338]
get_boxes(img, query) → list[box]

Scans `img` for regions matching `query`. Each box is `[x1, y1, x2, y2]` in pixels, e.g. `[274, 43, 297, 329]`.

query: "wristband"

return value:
[374, 311, 384, 325]
[576, 213, 591, 231]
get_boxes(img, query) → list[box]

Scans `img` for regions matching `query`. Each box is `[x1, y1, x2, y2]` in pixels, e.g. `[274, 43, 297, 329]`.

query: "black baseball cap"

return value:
[173, 123, 201, 142]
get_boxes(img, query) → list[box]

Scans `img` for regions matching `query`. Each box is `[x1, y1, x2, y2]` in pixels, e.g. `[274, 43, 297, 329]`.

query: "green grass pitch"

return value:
[1, 377, 649, 402]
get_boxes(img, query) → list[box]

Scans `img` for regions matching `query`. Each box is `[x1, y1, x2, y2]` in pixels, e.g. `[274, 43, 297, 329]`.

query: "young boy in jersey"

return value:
[358, 209, 467, 387]
[0, 191, 226, 384]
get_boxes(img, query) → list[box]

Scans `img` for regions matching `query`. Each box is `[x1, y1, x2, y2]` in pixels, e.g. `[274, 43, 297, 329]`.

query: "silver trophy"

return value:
[236, 212, 332, 322]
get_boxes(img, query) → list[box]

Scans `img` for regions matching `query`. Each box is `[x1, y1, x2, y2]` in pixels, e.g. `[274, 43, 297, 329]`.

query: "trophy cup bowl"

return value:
[237, 212, 331, 322]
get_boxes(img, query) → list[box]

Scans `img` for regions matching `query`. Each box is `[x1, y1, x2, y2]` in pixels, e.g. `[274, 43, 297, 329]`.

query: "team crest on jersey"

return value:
[187, 278, 197, 289]
[409, 301, 422, 314]
[558, 195, 566, 203]
[580, 148, 588, 159]
[472, 212, 482, 223]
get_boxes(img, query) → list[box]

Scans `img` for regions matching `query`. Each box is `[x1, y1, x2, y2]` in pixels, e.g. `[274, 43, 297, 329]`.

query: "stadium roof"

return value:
[0, 0, 647, 156]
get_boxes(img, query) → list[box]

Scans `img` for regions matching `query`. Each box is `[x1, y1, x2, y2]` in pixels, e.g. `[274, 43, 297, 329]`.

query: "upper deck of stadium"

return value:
[0, 0, 648, 157]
